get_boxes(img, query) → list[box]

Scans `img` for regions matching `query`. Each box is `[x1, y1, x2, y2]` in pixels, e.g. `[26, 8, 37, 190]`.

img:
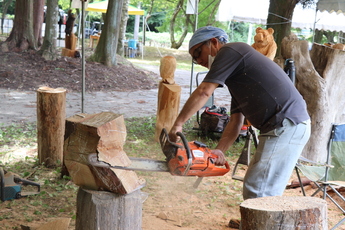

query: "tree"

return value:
[117, 0, 129, 55]
[281, 35, 345, 162]
[38, 0, 59, 60]
[1, 0, 35, 51]
[89, 0, 124, 66]
[33, 0, 45, 47]
[267, 0, 315, 57]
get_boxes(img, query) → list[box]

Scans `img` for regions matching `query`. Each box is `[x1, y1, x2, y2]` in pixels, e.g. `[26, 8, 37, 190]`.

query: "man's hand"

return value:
[168, 125, 183, 142]
[211, 149, 226, 166]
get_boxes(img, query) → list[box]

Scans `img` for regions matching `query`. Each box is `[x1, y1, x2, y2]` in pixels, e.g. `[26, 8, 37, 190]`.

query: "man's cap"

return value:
[189, 26, 228, 50]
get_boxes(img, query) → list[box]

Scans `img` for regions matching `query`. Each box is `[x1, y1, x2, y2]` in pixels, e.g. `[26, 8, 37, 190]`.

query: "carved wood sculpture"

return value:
[281, 34, 345, 162]
[37, 86, 66, 167]
[62, 10, 77, 58]
[155, 56, 181, 142]
[252, 27, 277, 61]
[63, 111, 145, 194]
[240, 196, 327, 229]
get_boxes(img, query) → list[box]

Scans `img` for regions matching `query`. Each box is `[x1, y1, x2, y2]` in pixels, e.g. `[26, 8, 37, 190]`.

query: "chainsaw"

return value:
[0, 167, 41, 202]
[88, 128, 230, 177]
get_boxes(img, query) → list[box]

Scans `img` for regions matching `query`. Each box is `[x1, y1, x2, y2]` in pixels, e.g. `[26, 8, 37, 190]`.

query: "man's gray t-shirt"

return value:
[203, 42, 310, 133]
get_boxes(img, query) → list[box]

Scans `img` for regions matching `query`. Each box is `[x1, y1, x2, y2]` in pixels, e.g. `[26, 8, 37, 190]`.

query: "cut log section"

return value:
[76, 188, 143, 230]
[63, 112, 145, 194]
[240, 196, 328, 230]
[37, 86, 66, 167]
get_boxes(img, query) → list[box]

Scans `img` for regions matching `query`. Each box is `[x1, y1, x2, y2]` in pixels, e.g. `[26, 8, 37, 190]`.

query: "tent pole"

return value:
[81, 1, 86, 113]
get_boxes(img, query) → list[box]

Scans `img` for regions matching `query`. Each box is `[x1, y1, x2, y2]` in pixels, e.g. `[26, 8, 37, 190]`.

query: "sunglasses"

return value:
[192, 40, 209, 64]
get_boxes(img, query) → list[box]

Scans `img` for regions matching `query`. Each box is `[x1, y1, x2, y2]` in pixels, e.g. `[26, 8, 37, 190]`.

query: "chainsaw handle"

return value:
[209, 153, 230, 169]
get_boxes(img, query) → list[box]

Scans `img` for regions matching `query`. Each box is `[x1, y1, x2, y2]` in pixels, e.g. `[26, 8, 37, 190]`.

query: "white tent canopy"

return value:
[317, 0, 345, 14]
[217, 0, 345, 32]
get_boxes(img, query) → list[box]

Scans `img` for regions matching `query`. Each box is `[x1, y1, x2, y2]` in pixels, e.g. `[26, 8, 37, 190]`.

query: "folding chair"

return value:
[295, 123, 345, 229]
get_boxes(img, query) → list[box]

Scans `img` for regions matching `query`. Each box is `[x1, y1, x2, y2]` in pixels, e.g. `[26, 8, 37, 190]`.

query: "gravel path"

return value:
[0, 65, 231, 126]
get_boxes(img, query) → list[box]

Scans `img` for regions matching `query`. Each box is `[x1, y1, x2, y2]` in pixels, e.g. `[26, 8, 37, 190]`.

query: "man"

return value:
[169, 26, 311, 201]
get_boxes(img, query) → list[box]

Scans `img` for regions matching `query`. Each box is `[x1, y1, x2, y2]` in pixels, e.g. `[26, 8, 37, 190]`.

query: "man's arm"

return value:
[169, 82, 218, 141]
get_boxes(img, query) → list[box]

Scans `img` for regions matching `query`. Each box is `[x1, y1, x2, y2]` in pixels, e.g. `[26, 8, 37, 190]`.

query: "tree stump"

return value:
[37, 86, 66, 167]
[240, 196, 328, 230]
[76, 188, 143, 230]
[155, 56, 181, 142]
[63, 112, 145, 194]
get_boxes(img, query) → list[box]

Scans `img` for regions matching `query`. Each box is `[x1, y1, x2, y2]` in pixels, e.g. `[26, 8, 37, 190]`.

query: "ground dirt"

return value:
[0, 49, 345, 230]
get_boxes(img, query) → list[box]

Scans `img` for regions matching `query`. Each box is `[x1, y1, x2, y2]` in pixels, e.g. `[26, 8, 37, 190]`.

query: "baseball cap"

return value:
[189, 26, 228, 50]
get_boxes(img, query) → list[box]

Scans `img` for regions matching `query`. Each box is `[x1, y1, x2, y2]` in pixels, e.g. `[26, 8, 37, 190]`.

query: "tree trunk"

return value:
[240, 196, 328, 229]
[33, 0, 44, 47]
[89, 0, 124, 66]
[63, 112, 145, 195]
[281, 35, 345, 162]
[117, 0, 129, 56]
[170, 0, 190, 50]
[267, 0, 298, 57]
[38, 0, 58, 61]
[76, 188, 143, 230]
[2, 0, 37, 51]
[37, 87, 66, 167]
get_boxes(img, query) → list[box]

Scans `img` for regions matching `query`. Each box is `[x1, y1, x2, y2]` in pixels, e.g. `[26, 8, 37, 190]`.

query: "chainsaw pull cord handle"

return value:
[176, 132, 193, 176]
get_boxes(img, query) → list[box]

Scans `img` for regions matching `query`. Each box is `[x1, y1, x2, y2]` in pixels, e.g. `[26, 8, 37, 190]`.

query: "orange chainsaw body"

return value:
[160, 129, 230, 177]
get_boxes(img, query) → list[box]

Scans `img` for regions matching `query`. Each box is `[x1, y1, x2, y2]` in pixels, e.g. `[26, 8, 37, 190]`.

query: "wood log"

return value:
[281, 35, 345, 162]
[37, 87, 66, 167]
[63, 112, 145, 194]
[61, 48, 77, 58]
[76, 188, 143, 230]
[155, 56, 181, 142]
[240, 196, 328, 230]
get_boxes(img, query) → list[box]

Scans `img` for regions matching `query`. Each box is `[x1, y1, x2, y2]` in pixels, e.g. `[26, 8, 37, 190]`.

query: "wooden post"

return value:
[240, 196, 328, 230]
[37, 86, 66, 167]
[155, 56, 181, 142]
[76, 188, 143, 230]
[63, 112, 145, 194]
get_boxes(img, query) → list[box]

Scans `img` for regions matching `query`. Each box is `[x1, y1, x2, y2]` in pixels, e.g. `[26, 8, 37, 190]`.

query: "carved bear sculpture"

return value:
[252, 27, 277, 60]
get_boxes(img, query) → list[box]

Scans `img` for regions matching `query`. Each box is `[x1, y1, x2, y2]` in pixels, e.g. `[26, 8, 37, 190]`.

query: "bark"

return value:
[76, 189, 143, 230]
[33, 0, 44, 47]
[267, 0, 298, 57]
[37, 87, 66, 167]
[117, 0, 129, 56]
[38, 0, 58, 60]
[89, 0, 124, 66]
[281, 34, 345, 162]
[3, 0, 37, 51]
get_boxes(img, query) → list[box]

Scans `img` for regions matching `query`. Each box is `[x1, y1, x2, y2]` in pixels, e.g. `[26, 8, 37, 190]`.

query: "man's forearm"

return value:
[216, 113, 244, 152]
